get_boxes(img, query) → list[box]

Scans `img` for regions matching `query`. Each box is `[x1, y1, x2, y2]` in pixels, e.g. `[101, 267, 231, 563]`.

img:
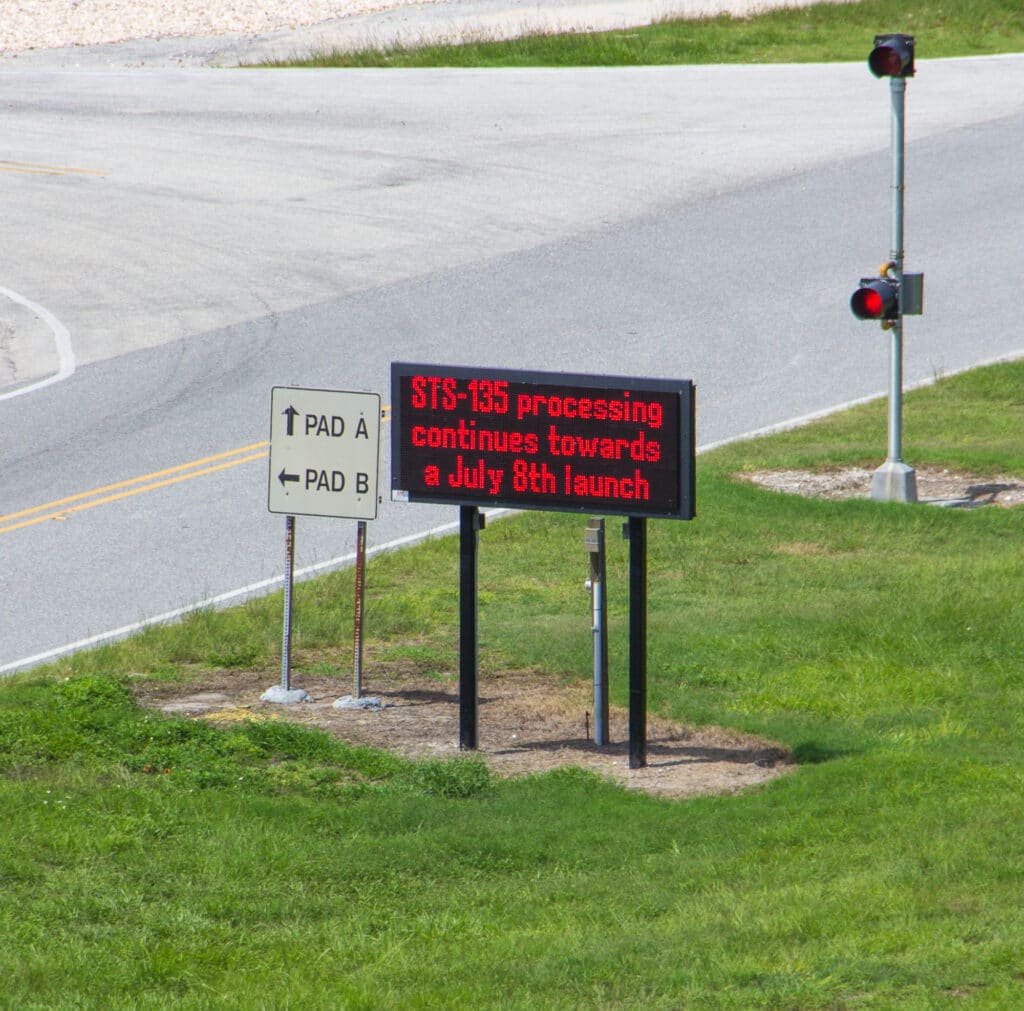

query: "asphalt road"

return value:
[2, 56, 1023, 673]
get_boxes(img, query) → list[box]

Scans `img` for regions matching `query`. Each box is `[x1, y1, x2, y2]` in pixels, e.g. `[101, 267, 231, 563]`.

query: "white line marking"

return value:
[0, 287, 76, 401]
[0, 511, 510, 675]
[3, 348, 1023, 675]
[697, 349, 1024, 454]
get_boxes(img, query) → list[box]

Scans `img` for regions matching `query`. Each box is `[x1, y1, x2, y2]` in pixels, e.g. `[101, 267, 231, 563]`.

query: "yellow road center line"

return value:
[0, 452, 268, 536]
[0, 443, 269, 535]
[0, 442, 269, 524]
[0, 159, 109, 177]
[1, 406, 393, 537]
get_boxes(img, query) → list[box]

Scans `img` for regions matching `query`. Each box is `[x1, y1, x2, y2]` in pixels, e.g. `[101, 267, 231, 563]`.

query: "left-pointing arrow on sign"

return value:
[278, 469, 300, 487]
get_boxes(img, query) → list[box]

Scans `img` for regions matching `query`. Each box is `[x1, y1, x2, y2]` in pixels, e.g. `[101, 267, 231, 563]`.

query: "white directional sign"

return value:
[268, 387, 381, 520]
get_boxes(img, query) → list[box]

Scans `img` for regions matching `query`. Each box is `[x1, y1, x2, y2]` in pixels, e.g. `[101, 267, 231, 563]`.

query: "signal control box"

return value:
[900, 272, 924, 316]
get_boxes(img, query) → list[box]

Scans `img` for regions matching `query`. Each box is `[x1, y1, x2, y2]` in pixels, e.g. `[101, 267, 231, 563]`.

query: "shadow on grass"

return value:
[791, 740, 849, 764]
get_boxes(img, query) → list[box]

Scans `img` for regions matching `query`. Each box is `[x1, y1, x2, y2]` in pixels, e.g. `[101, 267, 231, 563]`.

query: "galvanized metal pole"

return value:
[281, 514, 296, 692]
[353, 519, 367, 698]
[586, 519, 609, 747]
[872, 74, 917, 503]
[889, 75, 906, 466]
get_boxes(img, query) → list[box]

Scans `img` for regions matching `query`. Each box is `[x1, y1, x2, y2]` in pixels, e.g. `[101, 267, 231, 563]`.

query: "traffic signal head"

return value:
[869, 34, 915, 78]
[851, 277, 899, 321]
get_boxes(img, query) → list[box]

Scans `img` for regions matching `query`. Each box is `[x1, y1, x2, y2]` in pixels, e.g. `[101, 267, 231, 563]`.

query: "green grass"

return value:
[270, 0, 1024, 68]
[3, 360, 1024, 1008]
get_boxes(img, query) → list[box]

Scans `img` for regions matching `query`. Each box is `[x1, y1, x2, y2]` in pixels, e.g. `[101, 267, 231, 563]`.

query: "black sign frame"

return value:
[390, 362, 695, 521]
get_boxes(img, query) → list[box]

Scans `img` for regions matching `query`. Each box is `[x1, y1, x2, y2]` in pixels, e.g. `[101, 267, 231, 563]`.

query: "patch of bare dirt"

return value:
[137, 665, 794, 801]
[739, 466, 1024, 506]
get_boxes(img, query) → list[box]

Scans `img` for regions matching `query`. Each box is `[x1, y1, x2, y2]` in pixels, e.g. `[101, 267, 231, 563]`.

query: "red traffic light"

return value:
[851, 278, 899, 320]
[869, 34, 914, 78]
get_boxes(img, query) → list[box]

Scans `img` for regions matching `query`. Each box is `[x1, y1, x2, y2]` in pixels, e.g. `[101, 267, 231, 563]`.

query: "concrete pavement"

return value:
[3, 52, 1024, 398]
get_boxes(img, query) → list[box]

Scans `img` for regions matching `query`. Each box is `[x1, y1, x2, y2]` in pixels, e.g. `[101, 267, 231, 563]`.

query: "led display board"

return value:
[391, 363, 695, 520]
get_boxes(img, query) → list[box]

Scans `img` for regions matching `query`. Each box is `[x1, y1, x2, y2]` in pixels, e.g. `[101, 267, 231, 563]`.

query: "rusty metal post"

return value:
[281, 514, 296, 692]
[353, 519, 367, 698]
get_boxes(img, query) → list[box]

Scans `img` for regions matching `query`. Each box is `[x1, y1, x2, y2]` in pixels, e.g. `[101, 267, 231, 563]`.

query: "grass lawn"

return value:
[3, 360, 1023, 1008]
[269, 0, 1024, 68]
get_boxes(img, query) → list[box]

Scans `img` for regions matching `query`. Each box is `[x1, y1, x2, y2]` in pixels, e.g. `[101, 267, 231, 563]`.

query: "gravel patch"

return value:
[0, 0, 444, 54]
[741, 466, 1024, 507]
[1, 0, 857, 59]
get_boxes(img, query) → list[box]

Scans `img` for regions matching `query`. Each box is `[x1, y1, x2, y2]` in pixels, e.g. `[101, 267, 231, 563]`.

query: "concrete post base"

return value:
[871, 461, 917, 503]
[260, 685, 310, 704]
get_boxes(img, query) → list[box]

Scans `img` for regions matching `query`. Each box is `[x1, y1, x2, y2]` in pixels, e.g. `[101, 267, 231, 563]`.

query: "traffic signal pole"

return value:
[871, 63, 917, 502]
[849, 35, 923, 501]
[872, 75, 917, 501]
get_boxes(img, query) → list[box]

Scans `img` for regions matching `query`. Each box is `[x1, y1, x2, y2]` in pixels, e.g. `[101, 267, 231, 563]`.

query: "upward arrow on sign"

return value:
[282, 405, 299, 436]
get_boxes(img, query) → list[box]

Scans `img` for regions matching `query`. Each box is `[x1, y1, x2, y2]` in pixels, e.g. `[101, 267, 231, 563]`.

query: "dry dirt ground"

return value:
[141, 664, 793, 801]
[140, 466, 1022, 802]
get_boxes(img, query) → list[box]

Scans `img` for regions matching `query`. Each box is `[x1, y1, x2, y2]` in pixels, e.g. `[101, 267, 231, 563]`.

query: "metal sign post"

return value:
[261, 513, 311, 705]
[585, 519, 609, 747]
[264, 386, 381, 706]
[353, 519, 367, 698]
[459, 505, 483, 751]
[626, 516, 648, 769]
[282, 514, 296, 692]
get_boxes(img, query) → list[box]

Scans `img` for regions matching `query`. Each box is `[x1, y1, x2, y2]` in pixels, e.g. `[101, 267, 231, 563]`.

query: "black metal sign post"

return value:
[627, 516, 648, 769]
[459, 505, 482, 750]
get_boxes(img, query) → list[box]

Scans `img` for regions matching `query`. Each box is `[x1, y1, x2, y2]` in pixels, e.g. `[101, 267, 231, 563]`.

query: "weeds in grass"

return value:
[0, 672, 488, 799]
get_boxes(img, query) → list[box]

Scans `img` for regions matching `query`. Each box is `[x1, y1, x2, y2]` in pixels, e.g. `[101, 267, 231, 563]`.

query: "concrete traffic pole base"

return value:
[871, 460, 918, 503]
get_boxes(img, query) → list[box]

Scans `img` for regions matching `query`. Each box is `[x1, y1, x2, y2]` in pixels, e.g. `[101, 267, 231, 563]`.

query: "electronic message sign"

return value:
[391, 363, 695, 520]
